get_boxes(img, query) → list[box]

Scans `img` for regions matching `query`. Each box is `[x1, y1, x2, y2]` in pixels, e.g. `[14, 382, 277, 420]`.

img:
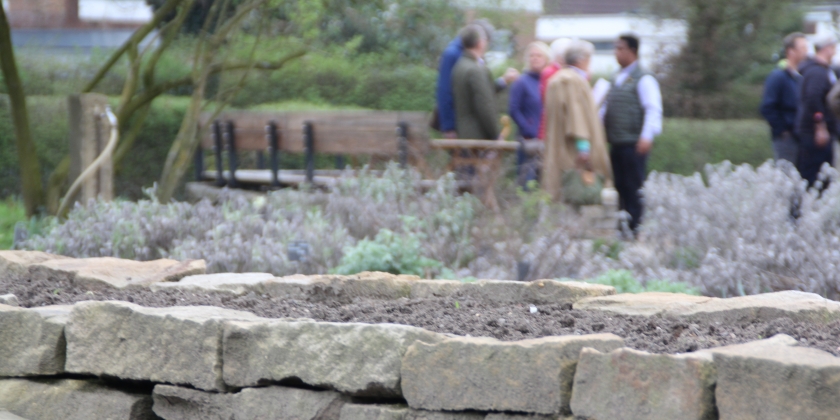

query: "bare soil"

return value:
[5, 275, 840, 356]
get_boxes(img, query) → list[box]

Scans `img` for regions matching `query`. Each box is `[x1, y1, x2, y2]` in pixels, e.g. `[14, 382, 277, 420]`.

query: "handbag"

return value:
[562, 169, 604, 206]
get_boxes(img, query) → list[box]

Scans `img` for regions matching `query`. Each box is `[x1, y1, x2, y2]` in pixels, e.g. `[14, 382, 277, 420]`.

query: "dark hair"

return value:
[460, 24, 486, 50]
[783, 32, 806, 52]
[619, 33, 640, 55]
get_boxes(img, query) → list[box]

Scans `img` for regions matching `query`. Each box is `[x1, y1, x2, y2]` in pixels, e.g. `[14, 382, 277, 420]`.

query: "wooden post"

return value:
[68, 93, 113, 205]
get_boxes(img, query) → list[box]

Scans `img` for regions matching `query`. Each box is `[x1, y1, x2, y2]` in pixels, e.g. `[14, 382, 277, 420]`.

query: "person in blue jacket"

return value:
[760, 32, 808, 165]
[435, 19, 518, 138]
[509, 42, 551, 187]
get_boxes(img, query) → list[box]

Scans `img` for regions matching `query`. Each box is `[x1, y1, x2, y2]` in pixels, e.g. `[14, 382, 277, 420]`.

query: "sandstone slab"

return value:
[0, 410, 28, 420]
[150, 272, 274, 295]
[679, 290, 840, 323]
[152, 384, 347, 420]
[0, 294, 19, 306]
[410, 280, 614, 305]
[574, 290, 840, 323]
[265, 272, 415, 302]
[573, 292, 712, 317]
[0, 304, 71, 376]
[710, 334, 840, 420]
[66, 300, 259, 391]
[340, 404, 409, 420]
[405, 412, 485, 420]
[29, 257, 206, 290]
[0, 378, 155, 420]
[401, 334, 624, 415]
[0, 251, 69, 282]
[223, 319, 446, 396]
[570, 347, 716, 420]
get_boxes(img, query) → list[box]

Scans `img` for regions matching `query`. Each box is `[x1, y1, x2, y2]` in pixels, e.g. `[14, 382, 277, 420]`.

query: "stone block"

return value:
[410, 279, 614, 305]
[0, 294, 19, 306]
[340, 404, 409, 420]
[30, 257, 206, 290]
[678, 291, 840, 323]
[569, 347, 716, 420]
[710, 334, 840, 420]
[0, 410, 28, 420]
[401, 334, 624, 415]
[223, 319, 446, 396]
[574, 292, 712, 317]
[485, 415, 568, 420]
[265, 272, 415, 303]
[150, 272, 274, 295]
[0, 304, 71, 376]
[405, 411, 485, 420]
[0, 378, 155, 420]
[152, 384, 347, 420]
[65, 301, 259, 391]
[0, 250, 69, 282]
[574, 291, 840, 323]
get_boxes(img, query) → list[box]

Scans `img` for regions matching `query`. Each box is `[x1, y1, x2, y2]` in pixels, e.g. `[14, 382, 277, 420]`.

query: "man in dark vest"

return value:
[602, 34, 662, 235]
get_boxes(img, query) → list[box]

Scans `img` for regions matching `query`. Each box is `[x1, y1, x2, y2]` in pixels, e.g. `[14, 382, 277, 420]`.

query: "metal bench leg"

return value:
[303, 121, 314, 184]
[397, 122, 408, 169]
[225, 120, 238, 188]
[266, 121, 281, 188]
[212, 120, 225, 187]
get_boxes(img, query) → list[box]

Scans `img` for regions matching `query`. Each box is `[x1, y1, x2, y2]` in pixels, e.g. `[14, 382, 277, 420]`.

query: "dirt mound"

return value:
[4, 274, 840, 356]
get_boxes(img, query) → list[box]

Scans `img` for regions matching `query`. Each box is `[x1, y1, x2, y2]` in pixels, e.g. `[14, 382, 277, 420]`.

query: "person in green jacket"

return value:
[451, 24, 502, 141]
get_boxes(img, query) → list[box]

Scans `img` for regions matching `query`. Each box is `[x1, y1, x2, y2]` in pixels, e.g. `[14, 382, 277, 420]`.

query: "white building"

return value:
[535, 0, 685, 75]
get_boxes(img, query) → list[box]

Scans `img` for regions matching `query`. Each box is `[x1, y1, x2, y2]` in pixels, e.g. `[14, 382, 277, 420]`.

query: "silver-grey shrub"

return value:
[638, 161, 840, 298]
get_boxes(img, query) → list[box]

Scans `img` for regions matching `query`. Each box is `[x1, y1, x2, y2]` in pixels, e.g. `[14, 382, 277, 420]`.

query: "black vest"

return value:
[604, 65, 652, 145]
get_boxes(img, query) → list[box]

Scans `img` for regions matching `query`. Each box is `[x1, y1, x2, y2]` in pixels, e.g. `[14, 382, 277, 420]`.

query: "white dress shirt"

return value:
[601, 62, 663, 142]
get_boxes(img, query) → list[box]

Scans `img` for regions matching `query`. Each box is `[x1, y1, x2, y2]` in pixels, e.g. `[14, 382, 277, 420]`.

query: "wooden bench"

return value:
[195, 111, 541, 209]
[195, 111, 431, 188]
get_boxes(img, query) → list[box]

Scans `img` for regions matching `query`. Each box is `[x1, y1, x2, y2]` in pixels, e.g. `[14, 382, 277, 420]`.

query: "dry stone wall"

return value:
[2, 251, 840, 419]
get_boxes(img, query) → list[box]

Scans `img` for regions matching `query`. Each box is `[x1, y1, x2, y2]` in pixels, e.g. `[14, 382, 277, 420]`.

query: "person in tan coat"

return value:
[541, 40, 612, 202]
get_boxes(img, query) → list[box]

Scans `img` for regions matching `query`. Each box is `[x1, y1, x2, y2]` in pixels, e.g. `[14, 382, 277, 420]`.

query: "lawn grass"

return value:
[0, 198, 26, 250]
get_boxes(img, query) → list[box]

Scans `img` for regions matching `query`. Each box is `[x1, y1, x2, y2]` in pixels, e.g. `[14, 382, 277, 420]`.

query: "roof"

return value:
[543, 0, 643, 15]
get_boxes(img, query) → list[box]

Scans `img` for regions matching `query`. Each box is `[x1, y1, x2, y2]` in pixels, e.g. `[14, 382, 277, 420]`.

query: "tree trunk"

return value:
[0, 6, 44, 216]
[155, 71, 209, 202]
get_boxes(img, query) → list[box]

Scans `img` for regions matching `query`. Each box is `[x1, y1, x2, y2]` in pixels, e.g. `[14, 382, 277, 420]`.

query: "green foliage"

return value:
[592, 238, 623, 260]
[648, 118, 772, 176]
[652, 0, 802, 118]
[331, 228, 443, 277]
[230, 51, 436, 110]
[0, 198, 25, 249]
[582, 270, 700, 295]
[0, 95, 188, 201]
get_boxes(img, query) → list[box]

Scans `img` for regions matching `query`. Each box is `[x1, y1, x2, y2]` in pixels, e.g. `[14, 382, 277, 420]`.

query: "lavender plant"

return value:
[20, 161, 840, 299]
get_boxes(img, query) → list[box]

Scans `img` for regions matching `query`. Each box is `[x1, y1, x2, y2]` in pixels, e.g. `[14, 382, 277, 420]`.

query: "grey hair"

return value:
[564, 40, 595, 67]
[813, 33, 837, 52]
[460, 24, 487, 49]
[550, 38, 573, 63]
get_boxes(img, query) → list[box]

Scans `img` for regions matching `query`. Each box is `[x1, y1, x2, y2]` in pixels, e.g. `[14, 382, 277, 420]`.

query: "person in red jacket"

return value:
[538, 38, 572, 140]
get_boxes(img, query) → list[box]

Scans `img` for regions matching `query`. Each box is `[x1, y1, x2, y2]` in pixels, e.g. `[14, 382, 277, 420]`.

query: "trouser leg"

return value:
[772, 133, 799, 165]
[610, 144, 648, 232]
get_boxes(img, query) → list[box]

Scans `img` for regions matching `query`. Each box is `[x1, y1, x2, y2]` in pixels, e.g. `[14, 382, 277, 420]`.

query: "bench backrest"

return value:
[199, 111, 430, 155]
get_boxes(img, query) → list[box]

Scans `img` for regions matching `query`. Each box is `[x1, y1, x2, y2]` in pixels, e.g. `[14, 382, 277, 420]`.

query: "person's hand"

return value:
[443, 131, 458, 139]
[636, 139, 653, 155]
[503, 68, 520, 84]
[816, 123, 830, 147]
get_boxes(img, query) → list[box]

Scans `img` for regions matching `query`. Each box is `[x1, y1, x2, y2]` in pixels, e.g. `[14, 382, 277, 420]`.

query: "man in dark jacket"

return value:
[435, 20, 517, 138]
[451, 25, 501, 140]
[795, 34, 837, 187]
[760, 33, 808, 164]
